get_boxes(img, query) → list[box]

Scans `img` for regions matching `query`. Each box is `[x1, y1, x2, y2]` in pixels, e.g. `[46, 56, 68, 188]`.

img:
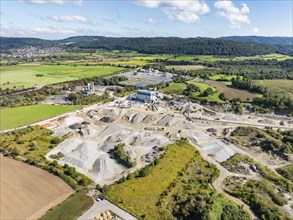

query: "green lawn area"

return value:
[160, 83, 186, 94]
[106, 141, 196, 220]
[187, 81, 225, 103]
[0, 104, 80, 130]
[39, 193, 93, 220]
[209, 74, 242, 81]
[0, 64, 125, 89]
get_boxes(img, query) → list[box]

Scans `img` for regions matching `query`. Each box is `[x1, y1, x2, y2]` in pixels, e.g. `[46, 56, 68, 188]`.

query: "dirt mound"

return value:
[100, 116, 115, 123]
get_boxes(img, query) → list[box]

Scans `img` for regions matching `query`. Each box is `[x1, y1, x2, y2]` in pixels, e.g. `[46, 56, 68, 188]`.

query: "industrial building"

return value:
[135, 90, 156, 102]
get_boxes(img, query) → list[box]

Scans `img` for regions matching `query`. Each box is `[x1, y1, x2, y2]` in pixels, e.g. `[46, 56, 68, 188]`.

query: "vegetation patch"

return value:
[105, 140, 196, 219]
[0, 126, 93, 190]
[187, 81, 225, 103]
[39, 192, 93, 220]
[276, 163, 293, 182]
[0, 104, 80, 130]
[160, 83, 186, 94]
[106, 140, 249, 220]
[230, 127, 293, 158]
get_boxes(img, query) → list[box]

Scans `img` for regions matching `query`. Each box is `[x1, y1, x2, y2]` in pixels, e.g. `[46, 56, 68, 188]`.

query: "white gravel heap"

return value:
[186, 131, 245, 162]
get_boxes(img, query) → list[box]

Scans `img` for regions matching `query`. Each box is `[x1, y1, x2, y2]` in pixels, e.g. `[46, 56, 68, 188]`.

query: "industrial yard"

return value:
[43, 93, 292, 186]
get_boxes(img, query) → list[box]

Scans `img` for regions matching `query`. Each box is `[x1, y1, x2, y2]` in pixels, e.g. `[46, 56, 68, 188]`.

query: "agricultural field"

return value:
[0, 104, 80, 130]
[39, 193, 93, 220]
[166, 65, 206, 71]
[105, 141, 196, 219]
[187, 81, 225, 103]
[254, 80, 293, 97]
[0, 64, 125, 89]
[206, 80, 256, 100]
[160, 83, 186, 94]
[0, 155, 74, 220]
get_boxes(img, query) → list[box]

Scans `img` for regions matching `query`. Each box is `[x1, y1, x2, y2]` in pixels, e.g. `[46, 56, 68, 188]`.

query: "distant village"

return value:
[1, 47, 64, 58]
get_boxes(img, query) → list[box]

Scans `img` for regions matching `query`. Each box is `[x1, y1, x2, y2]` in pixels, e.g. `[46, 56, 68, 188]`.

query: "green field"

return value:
[0, 64, 125, 89]
[39, 193, 93, 220]
[0, 104, 80, 130]
[254, 80, 293, 97]
[160, 83, 186, 94]
[209, 74, 242, 81]
[106, 141, 196, 219]
[187, 81, 224, 103]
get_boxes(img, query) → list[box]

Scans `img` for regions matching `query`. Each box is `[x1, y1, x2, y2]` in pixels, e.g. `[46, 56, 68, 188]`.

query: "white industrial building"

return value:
[133, 90, 157, 102]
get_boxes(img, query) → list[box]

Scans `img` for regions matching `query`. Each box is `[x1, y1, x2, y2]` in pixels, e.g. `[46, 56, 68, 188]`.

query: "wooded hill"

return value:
[1, 36, 291, 56]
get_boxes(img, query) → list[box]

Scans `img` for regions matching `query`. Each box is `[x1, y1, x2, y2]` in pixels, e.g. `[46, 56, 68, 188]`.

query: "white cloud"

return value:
[33, 27, 77, 34]
[103, 14, 120, 23]
[135, 0, 209, 23]
[51, 15, 87, 23]
[22, 0, 64, 4]
[215, 0, 250, 29]
[21, 0, 83, 6]
[75, 0, 83, 7]
[145, 17, 157, 24]
[253, 27, 259, 33]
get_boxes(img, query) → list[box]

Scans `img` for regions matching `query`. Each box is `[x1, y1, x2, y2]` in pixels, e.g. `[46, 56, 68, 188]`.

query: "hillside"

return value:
[223, 36, 293, 55]
[0, 36, 277, 56]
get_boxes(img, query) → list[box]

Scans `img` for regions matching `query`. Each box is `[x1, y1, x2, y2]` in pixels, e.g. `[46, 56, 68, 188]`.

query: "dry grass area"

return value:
[0, 155, 74, 220]
[166, 65, 206, 70]
[206, 80, 256, 100]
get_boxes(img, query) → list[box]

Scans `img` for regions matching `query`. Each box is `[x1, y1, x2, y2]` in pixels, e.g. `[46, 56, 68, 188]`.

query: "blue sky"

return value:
[1, 0, 292, 39]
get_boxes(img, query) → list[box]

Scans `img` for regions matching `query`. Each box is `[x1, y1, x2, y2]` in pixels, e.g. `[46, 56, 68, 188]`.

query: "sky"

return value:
[0, 0, 292, 39]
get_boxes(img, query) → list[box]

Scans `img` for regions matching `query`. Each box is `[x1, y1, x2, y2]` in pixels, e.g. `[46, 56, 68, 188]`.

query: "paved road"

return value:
[78, 199, 137, 220]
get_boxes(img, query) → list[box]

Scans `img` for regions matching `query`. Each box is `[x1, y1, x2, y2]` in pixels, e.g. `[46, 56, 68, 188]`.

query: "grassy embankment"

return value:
[0, 104, 80, 130]
[106, 140, 249, 220]
[39, 192, 93, 220]
[0, 64, 125, 89]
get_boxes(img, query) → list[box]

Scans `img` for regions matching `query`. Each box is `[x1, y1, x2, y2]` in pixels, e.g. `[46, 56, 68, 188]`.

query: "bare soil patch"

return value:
[206, 80, 256, 100]
[0, 155, 74, 220]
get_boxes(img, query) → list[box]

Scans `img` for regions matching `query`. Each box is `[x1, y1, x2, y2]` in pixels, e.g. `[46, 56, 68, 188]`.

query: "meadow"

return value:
[106, 141, 196, 219]
[187, 81, 225, 103]
[0, 64, 125, 89]
[0, 104, 80, 130]
[254, 79, 293, 97]
[160, 83, 186, 94]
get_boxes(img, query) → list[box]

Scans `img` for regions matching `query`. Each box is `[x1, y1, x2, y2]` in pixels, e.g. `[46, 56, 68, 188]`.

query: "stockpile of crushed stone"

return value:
[157, 114, 178, 127]
[186, 131, 246, 162]
[223, 115, 241, 121]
